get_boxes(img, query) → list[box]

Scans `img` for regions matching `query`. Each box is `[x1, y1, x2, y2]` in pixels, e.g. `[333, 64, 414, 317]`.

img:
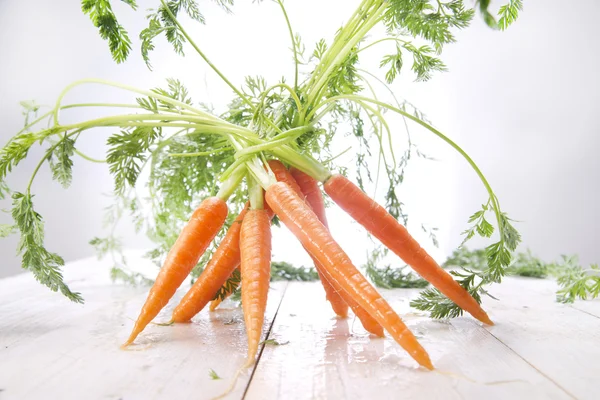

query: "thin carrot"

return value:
[268, 160, 349, 318]
[323, 174, 493, 326]
[290, 167, 382, 335]
[208, 266, 240, 311]
[265, 182, 433, 369]
[171, 206, 248, 322]
[240, 208, 272, 367]
[123, 197, 228, 346]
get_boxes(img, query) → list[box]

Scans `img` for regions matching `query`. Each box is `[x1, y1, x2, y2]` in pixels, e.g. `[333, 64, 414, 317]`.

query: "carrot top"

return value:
[2, 0, 523, 324]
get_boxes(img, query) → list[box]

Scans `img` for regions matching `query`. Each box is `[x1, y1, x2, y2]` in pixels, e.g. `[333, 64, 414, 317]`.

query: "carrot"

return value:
[265, 182, 433, 369]
[208, 266, 240, 311]
[239, 208, 272, 367]
[171, 206, 248, 323]
[267, 161, 349, 318]
[123, 197, 228, 346]
[290, 167, 382, 335]
[323, 174, 493, 326]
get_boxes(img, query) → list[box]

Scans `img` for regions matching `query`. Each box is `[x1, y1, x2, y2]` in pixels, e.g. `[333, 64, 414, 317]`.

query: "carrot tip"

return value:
[423, 360, 435, 371]
[477, 313, 494, 326]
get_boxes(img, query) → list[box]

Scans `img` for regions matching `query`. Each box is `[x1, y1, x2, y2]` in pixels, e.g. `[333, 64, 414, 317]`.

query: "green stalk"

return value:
[313, 94, 504, 234]
[270, 146, 331, 182]
[247, 175, 264, 210]
[304, 2, 385, 109]
[52, 79, 224, 126]
[168, 147, 232, 158]
[216, 166, 246, 201]
[255, 83, 304, 122]
[303, 0, 372, 94]
[159, 0, 254, 110]
[74, 148, 106, 163]
[234, 126, 313, 160]
[276, 0, 299, 90]
[357, 37, 409, 54]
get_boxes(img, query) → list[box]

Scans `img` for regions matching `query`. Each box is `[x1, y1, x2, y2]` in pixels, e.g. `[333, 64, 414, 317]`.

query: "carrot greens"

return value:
[2, 0, 526, 325]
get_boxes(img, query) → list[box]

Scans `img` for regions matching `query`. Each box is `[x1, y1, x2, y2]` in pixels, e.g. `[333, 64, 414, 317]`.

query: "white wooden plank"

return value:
[485, 276, 600, 400]
[0, 254, 288, 400]
[572, 300, 600, 319]
[246, 281, 570, 400]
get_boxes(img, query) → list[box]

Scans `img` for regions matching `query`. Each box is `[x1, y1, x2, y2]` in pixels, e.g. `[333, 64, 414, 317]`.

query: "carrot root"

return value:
[324, 174, 493, 326]
[240, 209, 272, 366]
[171, 206, 248, 323]
[123, 197, 228, 346]
[265, 182, 433, 370]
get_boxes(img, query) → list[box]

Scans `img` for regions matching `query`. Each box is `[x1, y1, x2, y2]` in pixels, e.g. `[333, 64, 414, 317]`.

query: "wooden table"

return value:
[1, 254, 599, 400]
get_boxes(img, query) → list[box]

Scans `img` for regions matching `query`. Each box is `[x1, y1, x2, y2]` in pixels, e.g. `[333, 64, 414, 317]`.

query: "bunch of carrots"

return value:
[123, 159, 493, 371]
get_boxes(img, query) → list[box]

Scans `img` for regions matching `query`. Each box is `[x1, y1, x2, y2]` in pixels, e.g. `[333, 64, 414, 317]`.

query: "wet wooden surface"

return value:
[1, 254, 599, 399]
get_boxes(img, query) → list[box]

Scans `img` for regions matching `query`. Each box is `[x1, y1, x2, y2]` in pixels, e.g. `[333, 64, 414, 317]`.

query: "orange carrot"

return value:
[290, 167, 382, 335]
[290, 167, 329, 227]
[240, 208, 272, 367]
[123, 197, 228, 346]
[171, 206, 248, 323]
[323, 174, 493, 325]
[268, 161, 349, 318]
[208, 266, 240, 311]
[265, 182, 433, 369]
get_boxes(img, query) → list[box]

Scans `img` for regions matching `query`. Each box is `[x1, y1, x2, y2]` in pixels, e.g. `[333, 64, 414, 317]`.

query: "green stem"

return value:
[74, 148, 106, 163]
[52, 79, 222, 126]
[255, 83, 304, 123]
[357, 37, 409, 54]
[303, 0, 372, 94]
[247, 175, 264, 210]
[276, 0, 299, 90]
[270, 146, 331, 182]
[26, 151, 51, 194]
[160, 0, 254, 110]
[234, 125, 313, 160]
[305, 2, 385, 109]
[216, 166, 246, 201]
[168, 146, 232, 158]
[313, 94, 504, 231]
[61, 103, 143, 110]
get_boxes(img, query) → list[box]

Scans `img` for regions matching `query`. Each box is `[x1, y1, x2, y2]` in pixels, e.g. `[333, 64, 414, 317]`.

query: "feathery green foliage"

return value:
[3, 0, 527, 312]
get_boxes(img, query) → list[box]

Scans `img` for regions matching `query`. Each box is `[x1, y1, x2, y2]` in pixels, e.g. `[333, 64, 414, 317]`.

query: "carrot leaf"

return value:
[81, 0, 137, 63]
[270, 261, 319, 282]
[48, 136, 75, 189]
[498, 0, 523, 31]
[365, 246, 428, 289]
[555, 256, 600, 303]
[208, 369, 221, 380]
[11, 192, 83, 303]
[260, 339, 289, 346]
[110, 266, 153, 287]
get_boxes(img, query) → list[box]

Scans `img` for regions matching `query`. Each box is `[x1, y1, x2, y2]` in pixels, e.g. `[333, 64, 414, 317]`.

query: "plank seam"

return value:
[242, 282, 290, 400]
[485, 330, 578, 400]
[570, 306, 600, 320]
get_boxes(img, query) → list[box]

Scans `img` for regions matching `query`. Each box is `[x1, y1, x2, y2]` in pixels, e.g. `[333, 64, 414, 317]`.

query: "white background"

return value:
[1, 0, 598, 279]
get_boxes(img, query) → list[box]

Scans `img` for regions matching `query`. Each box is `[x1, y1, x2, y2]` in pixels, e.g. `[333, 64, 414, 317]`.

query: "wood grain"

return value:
[246, 281, 571, 400]
[485, 276, 600, 400]
[2, 255, 599, 400]
[0, 254, 287, 400]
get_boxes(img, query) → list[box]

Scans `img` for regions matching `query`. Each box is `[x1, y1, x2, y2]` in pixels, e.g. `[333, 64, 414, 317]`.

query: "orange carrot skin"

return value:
[124, 197, 228, 345]
[172, 206, 248, 322]
[269, 161, 349, 318]
[290, 167, 382, 335]
[324, 174, 493, 326]
[290, 167, 330, 228]
[208, 266, 241, 311]
[265, 182, 433, 369]
[240, 209, 272, 366]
